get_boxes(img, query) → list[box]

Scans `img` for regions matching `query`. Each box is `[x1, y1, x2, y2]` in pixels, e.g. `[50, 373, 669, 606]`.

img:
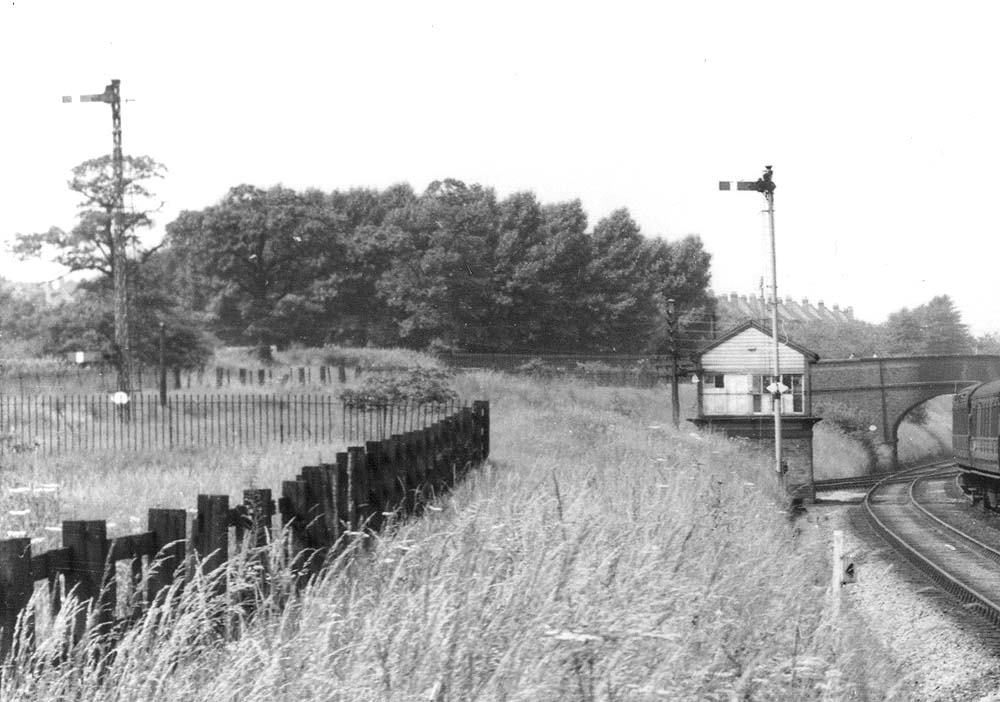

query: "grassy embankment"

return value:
[813, 394, 953, 479]
[0, 360, 908, 700]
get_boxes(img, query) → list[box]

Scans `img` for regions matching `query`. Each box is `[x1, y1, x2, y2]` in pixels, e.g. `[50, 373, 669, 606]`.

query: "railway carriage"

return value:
[953, 380, 1000, 508]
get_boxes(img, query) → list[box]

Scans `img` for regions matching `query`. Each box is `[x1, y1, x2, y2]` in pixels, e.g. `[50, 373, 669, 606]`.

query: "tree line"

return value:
[4, 159, 713, 364]
[1, 155, 988, 367]
[768, 294, 978, 359]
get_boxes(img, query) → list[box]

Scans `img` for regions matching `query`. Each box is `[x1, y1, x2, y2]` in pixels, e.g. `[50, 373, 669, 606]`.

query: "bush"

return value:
[339, 367, 458, 409]
[815, 400, 883, 468]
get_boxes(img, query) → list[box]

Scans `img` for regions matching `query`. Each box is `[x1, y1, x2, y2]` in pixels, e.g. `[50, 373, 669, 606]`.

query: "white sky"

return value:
[2, 1, 1000, 333]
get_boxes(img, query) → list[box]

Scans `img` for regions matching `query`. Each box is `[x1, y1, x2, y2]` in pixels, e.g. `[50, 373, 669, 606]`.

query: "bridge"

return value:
[811, 354, 1000, 466]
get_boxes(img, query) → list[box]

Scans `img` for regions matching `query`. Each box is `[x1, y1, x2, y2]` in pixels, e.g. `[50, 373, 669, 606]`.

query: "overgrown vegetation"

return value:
[0, 371, 910, 699]
[8, 173, 713, 358]
[339, 367, 458, 409]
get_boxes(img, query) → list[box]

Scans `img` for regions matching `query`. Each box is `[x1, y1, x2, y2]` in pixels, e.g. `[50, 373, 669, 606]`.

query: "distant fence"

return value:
[0, 364, 367, 395]
[4, 355, 677, 393]
[441, 352, 673, 388]
[0, 401, 490, 659]
[0, 394, 463, 455]
[343, 400, 463, 443]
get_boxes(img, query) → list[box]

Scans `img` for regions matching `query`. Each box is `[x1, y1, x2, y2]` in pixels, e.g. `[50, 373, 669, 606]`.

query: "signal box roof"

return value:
[693, 319, 820, 363]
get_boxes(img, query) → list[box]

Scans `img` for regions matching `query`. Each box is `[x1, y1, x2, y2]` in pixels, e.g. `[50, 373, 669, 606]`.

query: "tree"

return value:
[31, 272, 211, 371]
[645, 235, 714, 356]
[0, 279, 49, 357]
[918, 295, 973, 354]
[880, 295, 972, 355]
[486, 191, 550, 350]
[305, 185, 418, 346]
[10, 155, 167, 275]
[975, 332, 1000, 355]
[526, 200, 594, 351]
[165, 185, 345, 360]
[778, 318, 880, 359]
[583, 208, 659, 352]
[376, 179, 500, 349]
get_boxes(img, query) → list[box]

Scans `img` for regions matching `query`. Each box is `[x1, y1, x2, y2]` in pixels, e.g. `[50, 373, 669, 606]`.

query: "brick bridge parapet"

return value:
[811, 354, 1000, 466]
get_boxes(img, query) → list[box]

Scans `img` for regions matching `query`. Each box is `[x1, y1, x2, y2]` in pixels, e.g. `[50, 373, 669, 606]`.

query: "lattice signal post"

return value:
[63, 79, 132, 410]
[719, 166, 783, 476]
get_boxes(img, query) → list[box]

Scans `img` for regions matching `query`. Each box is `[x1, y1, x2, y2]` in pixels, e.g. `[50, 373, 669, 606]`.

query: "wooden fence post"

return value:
[419, 427, 432, 505]
[458, 408, 474, 480]
[298, 367, 306, 385]
[280, 480, 309, 569]
[347, 446, 367, 532]
[242, 488, 273, 548]
[391, 435, 406, 513]
[147, 508, 187, 606]
[441, 416, 456, 490]
[338, 364, 347, 383]
[428, 422, 442, 492]
[473, 401, 489, 461]
[390, 435, 408, 514]
[192, 495, 229, 593]
[335, 453, 350, 534]
[367, 441, 387, 531]
[302, 466, 336, 572]
[0, 537, 32, 660]
[62, 520, 114, 638]
[402, 432, 419, 515]
[216, 368, 224, 388]
[322, 463, 342, 545]
[383, 437, 400, 516]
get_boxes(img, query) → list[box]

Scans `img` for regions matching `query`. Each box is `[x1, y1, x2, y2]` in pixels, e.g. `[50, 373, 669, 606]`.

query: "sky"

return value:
[2, 1, 1000, 333]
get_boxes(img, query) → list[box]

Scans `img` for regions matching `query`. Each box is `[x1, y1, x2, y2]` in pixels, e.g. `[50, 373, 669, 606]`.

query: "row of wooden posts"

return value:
[4, 363, 365, 395]
[0, 401, 490, 660]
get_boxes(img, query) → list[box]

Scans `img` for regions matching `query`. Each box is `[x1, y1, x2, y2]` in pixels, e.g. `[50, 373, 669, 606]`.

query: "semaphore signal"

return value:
[719, 165, 782, 476]
[63, 79, 133, 415]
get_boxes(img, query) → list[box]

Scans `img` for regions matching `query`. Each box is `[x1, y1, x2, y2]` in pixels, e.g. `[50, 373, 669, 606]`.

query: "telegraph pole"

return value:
[719, 166, 783, 476]
[64, 79, 132, 411]
[667, 298, 681, 428]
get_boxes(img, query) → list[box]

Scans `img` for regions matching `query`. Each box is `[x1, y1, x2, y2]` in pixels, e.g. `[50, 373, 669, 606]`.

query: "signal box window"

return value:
[704, 374, 725, 388]
[751, 374, 804, 415]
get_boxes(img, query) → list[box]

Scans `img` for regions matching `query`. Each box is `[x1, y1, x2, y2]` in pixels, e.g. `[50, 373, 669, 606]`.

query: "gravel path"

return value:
[811, 492, 1000, 701]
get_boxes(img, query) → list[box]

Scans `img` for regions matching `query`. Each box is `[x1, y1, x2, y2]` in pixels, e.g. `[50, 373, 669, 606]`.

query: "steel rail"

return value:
[816, 464, 947, 492]
[908, 472, 1000, 568]
[862, 461, 1000, 626]
[815, 474, 890, 492]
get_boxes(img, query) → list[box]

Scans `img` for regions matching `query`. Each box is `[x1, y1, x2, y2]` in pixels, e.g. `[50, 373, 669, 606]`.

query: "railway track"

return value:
[815, 474, 894, 492]
[863, 461, 1000, 626]
[815, 468, 948, 493]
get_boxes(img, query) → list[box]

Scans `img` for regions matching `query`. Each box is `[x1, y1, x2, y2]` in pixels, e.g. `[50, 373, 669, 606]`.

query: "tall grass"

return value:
[0, 442, 347, 550]
[1, 371, 906, 699]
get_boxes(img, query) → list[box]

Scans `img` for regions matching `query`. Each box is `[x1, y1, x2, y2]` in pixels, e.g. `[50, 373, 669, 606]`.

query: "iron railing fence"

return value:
[0, 394, 473, 455]
[0, 394, 341, 455]
[342, 400, 463, 443]
[440, 352, 673, 388]
[0, 364, 368, 395]
[0, 401, 490, 659]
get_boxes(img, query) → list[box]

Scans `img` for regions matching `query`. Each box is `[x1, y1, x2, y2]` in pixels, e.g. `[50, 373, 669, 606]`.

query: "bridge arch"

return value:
[810, 355, 1000, 466]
